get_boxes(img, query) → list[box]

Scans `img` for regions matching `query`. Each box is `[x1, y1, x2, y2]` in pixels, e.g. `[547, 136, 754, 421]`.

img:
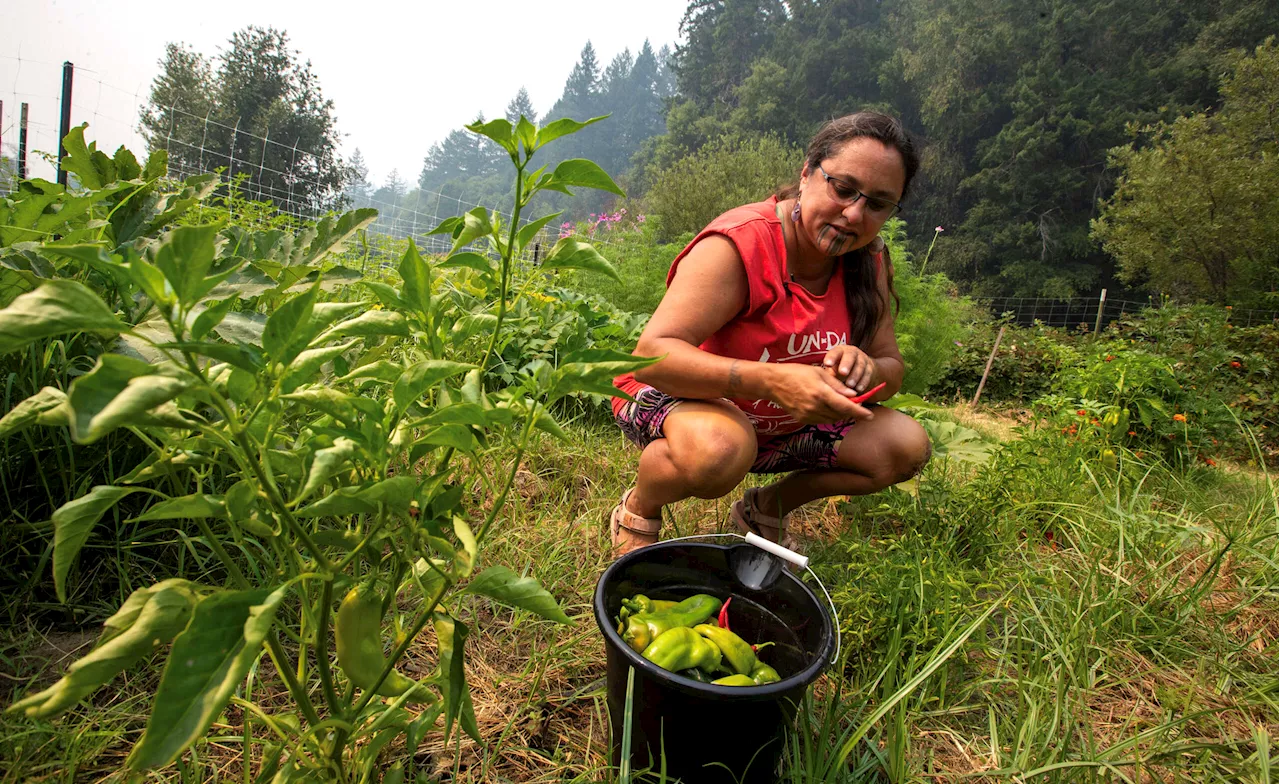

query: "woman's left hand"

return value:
[822, 345, 877, 395]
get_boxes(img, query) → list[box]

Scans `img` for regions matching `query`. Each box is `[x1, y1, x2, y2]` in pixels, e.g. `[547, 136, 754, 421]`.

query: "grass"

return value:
[0, 405, 1275, 782]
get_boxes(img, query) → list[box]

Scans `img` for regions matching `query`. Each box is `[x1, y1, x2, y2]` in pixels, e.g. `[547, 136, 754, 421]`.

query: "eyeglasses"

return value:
[816, 164, 901, 218]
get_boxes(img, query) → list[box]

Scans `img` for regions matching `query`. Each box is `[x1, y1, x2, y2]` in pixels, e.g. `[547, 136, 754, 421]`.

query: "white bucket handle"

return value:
[658, 533, 842, 667]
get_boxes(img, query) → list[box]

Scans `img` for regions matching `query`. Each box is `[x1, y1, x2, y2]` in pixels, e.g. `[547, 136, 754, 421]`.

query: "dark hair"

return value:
[775, 111, 919, 349]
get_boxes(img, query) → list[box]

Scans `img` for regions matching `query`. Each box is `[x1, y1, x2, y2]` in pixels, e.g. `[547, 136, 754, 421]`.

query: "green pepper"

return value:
[694, 624, 757, 675]
[619, 594, 722, 653]
[618, 594, 680, 622]
[711, 674, 757, 686]
[749, 662, 780, 685]
[335, 586, 434, 703]
[679, 667, 714, 683]
[640, 627, 722, 673]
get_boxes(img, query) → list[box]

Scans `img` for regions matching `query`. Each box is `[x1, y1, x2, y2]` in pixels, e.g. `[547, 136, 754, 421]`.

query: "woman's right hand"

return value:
[766, 363, 874, 424]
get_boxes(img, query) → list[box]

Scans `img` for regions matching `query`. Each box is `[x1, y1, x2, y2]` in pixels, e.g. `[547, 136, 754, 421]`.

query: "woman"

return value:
[608, 111, 932, 555]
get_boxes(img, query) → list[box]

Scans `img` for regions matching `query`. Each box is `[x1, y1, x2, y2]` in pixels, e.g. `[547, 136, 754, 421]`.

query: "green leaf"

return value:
[67, 354, 191, 444]
[281, 339, 360, 393]
[362, 281, 406, 309]
[426, 216, 463, 237]
[263, 285, 319, 364]
[398, 239, 432, 315]
[212, 311, 267, 347]
[130, 494, 227, 522]
[0, 386, 69, 439]
[467, 118, 516, 156]
[534, 116, 608, 150]
[129, 255, 175, 307]
[549, 349, 659, 402]
[462, 565, 571, 624]
[541, 238, 618, 280]
[129, 585, 290, 770]
[422, 403, 488, 427]
[281, 388, 360, 425]
[160, 341, 264, 373]
[450, 207, 493, 254]
[191, 297, 239, 341]
[450, 313, 498, 344]
[919, 419, 994, 464]
[514, 213, 562, 255]
[0, 280, 129, 356]
[453, 517, 477, 579]
[335, 360, 404, 385]
[359, 475, 418, 512]
[297, 437, 358, 504]
[153, 224, 220, 306]
[432, 612, 480, 745]
[437, 252, 494, 277]
[548, 159, 625, 196]
[532, 408, 569, 442]
[514, 116, 537, 155]
[60, 125, 106, 189]
[52, 486, 138, 602]
[294, 487, 376, 519]
[392, 360, 475, 413]
[7, 579, 200, 719]
[880, 393, 943, 412]
[413, 424, 477, 453]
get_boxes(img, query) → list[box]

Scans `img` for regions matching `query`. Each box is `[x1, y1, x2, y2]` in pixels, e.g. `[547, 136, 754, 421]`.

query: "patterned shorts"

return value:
[614, 385, 860, 474]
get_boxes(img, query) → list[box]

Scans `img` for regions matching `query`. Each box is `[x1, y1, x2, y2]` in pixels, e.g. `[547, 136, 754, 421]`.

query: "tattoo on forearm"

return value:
[728, 360, 743, 394]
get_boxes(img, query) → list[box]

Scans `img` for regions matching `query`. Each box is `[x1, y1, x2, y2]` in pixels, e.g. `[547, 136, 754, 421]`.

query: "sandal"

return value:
[731, 487, 799, 552]
[609, 488, 662, 556]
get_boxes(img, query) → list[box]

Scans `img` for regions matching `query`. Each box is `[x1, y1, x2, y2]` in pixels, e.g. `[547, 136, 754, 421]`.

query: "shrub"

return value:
[645, 134, 802, 241]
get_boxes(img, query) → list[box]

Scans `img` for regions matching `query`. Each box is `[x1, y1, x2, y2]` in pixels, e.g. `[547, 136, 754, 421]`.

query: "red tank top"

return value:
[613, 197, 881, 436]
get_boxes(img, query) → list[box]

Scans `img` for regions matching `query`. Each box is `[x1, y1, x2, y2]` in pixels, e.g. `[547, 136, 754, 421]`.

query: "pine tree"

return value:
[140, 27, 347, 213]
[138, 43, 216, 178]
[345, 148, 372, 207]
[505, 87, 538, 126]
[561, 42, 602, 109]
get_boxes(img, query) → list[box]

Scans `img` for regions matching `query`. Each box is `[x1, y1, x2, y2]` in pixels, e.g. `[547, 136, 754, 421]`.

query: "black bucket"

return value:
[593, 538, 836, 784]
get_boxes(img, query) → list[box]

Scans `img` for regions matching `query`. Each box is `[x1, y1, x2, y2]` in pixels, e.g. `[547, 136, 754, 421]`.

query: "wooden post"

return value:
[971, 325, 1006, 407]
[1093, 288, 1108, 336]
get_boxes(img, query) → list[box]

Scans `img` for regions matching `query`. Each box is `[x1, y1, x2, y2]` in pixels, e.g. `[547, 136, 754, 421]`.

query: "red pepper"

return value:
[718, 596, 731, 631]
[851, 382, 887, 405]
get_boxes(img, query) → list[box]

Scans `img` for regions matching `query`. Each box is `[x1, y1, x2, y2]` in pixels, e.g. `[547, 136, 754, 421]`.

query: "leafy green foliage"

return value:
[1092, 40, 1279, 308]
[0, 116, 648, 777]
[645, 134, 801, 241]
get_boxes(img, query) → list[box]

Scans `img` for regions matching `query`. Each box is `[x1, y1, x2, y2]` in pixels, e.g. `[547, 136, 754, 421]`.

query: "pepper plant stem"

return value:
[478, 159, 526, 374]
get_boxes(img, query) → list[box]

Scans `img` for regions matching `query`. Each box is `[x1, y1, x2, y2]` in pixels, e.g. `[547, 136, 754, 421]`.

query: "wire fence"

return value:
[0, 57, 621, 266]
[971, 295, 1277, 329]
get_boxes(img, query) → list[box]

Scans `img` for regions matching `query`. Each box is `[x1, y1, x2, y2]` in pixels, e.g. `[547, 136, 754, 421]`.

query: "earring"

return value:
[790, 199, 801, 223]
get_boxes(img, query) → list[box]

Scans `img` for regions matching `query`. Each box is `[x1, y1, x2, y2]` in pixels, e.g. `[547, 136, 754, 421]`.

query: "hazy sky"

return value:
[2, 0, 689, 183]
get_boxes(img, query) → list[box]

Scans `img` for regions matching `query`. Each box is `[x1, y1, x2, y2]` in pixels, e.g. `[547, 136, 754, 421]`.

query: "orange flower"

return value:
[1077, 410, 1087, 416]
[1127, 430, 1137, 436]
[1203, 457, 1217, 467]
[1173, 413, 1187, 422]
[1230, 360, 1242, 368]
[1225, 305, 1233, 310]
[1105, 355, 1115, 361]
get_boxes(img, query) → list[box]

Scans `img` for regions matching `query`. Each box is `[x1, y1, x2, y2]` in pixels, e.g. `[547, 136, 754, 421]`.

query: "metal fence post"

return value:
[57, 62, 74, 186]
[18, 102, 29, 180]
[1093, 288, 1108, 335]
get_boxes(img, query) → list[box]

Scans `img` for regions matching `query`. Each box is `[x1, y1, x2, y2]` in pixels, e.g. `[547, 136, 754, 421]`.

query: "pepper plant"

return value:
[2, 115, 652, 779]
